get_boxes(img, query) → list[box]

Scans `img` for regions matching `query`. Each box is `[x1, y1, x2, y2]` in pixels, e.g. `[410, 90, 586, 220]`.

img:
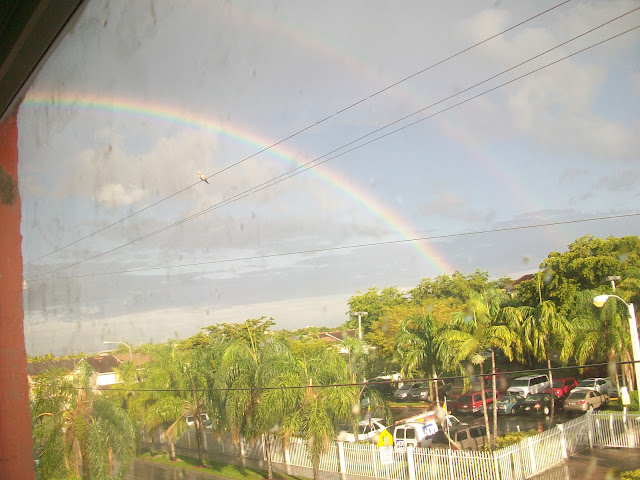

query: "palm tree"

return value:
[521, 300, 573, 419]
[436, 292, 516, 445]
[297, 348, 358, 480]
[394, 310, 443, 405]
[572, 290, 633, 388]
[142, 344, 213, 465]
[31, 361, 137, 479]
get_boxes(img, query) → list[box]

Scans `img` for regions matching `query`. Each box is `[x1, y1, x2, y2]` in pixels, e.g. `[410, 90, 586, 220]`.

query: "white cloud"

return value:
[420, 189, 494, 223]
[452, 2, 640, 161]
[96, 183, 147, 208]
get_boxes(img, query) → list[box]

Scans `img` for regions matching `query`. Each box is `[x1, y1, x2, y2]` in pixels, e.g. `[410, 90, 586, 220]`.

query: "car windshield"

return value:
[553, 381, 563, 387]
[569, 391, 587, 399]
[512, 379, 529, 386]
[527, 394, 544, 401]
[458, 394, 472, 403]
[578, 380, 595, 387]
[501, 395, 519, 402]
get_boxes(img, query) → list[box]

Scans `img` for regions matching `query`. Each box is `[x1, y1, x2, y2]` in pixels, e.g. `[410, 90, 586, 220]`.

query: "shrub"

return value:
[621, 468, 640, 479]
[612, 391, 640, 412]
[492, 429, 539, 449]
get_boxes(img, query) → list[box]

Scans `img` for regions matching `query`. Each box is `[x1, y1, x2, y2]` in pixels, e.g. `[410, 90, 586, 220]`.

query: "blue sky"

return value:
[17, 0, 640, 355]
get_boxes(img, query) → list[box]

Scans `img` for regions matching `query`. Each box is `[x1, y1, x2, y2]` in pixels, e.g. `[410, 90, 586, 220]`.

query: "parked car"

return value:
[609, 375, 625, 398]
[337, 418, 387, 443]
[574, 378, 613, 395]
[564, 389, 609, 413]
[488, 393, 524, 415]
[551, 378, 578, 399]
[410, 382, 431, 401]
[507, 375, 550, 398]
[185, 413, 212, 428]
[455, 389, 495, 414]
[410, 379, 452, 401]
[393, 420, 439, 449]
[520, 393, 559, 415]
[393, 382, 421, 401]
[431, 424, 489, 451]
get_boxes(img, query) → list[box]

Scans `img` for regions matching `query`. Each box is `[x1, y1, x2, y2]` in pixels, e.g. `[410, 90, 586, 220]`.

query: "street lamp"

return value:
[593, 294, 640, 393]
[350, 311, 368, 340]
[103, 340, 132, 363]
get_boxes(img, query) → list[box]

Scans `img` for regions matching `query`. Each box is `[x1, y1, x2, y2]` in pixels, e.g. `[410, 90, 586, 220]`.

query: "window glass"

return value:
[406, 429, 415, 439]
[457, 431, 468, 441]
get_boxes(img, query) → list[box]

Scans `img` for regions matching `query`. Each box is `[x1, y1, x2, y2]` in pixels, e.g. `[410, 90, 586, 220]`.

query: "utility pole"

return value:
[350, 311, 368, 340]
[606, 275, 621, 292]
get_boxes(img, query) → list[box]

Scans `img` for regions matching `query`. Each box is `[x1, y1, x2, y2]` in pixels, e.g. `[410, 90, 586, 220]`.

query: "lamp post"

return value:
[350, 311, 368, 340]
[103, 340, 132, 363]
[593, 294, 640, 392]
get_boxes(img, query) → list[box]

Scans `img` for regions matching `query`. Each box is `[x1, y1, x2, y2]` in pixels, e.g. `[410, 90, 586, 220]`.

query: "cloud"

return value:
[419, 189, 494, 223]
[96, 183, 147, 208]
[452, 1, 640, 161]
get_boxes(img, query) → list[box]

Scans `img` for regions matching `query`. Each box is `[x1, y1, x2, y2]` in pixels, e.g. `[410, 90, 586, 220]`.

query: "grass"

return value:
[138, 451, 310, 480]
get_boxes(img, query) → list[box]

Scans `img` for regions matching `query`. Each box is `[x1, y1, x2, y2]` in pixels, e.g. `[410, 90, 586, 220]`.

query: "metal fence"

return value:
[159, 410, 640, 480]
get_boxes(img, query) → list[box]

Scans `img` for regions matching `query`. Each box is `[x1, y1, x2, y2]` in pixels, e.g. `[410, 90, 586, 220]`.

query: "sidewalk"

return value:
[533, 448, 640, 480]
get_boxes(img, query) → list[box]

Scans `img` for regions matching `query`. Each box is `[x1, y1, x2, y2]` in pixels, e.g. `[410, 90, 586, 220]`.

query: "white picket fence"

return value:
[160, 410, 640, 480]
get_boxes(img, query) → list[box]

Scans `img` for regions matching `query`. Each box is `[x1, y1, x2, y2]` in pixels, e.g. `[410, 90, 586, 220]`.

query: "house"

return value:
[27, 353, 151, 391]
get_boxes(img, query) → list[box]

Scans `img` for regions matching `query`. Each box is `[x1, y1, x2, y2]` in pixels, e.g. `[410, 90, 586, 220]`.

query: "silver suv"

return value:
[507, 374, 549, 398]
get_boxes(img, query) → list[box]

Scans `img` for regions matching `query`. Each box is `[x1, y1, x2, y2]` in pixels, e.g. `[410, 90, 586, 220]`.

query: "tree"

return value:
[31, 362, 137, 480]
[346, 287, 406, 335]
[297, 348, 357, 480]
[572, 290, 634, 389]
[515, 235, 640, 314]
[436, 292, 516, 446]
[520, 301, 573, 419]
[142, 344, 214, 465]
[394, 309, 443, 405]
[411, 270, 490, 304]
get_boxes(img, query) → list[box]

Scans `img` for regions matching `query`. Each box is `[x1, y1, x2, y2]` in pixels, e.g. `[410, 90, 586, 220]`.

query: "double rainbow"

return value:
[22, 92, 454, 274]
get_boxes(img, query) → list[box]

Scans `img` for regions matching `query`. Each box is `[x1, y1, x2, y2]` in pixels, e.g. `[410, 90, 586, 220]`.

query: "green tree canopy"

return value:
[516, 235, 640, 313]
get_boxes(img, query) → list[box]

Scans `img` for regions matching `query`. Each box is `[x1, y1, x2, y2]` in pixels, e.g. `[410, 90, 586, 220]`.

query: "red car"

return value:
[455, 390, 496, 414]
[551, 378, 578, 399]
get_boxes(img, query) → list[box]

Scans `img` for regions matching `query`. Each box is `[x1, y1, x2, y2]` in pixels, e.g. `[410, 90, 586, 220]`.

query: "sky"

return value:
[16, 0, 640, 356]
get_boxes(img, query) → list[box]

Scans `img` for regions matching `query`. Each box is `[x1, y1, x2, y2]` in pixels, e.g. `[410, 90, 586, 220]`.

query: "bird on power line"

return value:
[198, 171, 209, 184]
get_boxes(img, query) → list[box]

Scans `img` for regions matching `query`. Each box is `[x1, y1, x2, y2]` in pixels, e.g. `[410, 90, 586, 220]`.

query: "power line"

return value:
[24, 0, 574, 267]
[27, 24, 640, 281]
[30, 212, 640, 281]
[66, 360, 636, 394]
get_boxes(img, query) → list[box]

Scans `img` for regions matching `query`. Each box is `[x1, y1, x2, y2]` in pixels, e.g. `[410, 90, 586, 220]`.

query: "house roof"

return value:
[316, 329, 357, 343]
[26, 358, 82, 376]
[512, 273, 534, 286]
[27, 352, 152, 376]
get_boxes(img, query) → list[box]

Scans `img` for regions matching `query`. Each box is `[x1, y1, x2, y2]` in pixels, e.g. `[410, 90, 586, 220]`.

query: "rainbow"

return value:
[21, 91, 455, 274]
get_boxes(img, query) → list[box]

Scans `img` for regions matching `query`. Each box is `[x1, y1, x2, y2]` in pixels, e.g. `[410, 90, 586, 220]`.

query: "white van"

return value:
[507, 375, 549, 398]
[393, 420, 439, 449]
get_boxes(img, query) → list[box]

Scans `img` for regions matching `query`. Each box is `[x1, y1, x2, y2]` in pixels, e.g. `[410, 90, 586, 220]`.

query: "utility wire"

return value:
[24, 0, 574, 267]
[30, 212, 640, 281]
[27, 24, 640, 281]
[67, 360, 637, 393]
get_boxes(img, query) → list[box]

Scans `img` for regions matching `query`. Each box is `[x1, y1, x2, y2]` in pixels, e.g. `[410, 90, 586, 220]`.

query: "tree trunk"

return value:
[491, 349, 498, 448]
[265, 434, 273, 480]
[194, 419, 204, 467]
[548, 357, 555, 421]
[479, 363, 491, 446]
[170, 441, 176, 462]
[432, 366, 440, 408]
